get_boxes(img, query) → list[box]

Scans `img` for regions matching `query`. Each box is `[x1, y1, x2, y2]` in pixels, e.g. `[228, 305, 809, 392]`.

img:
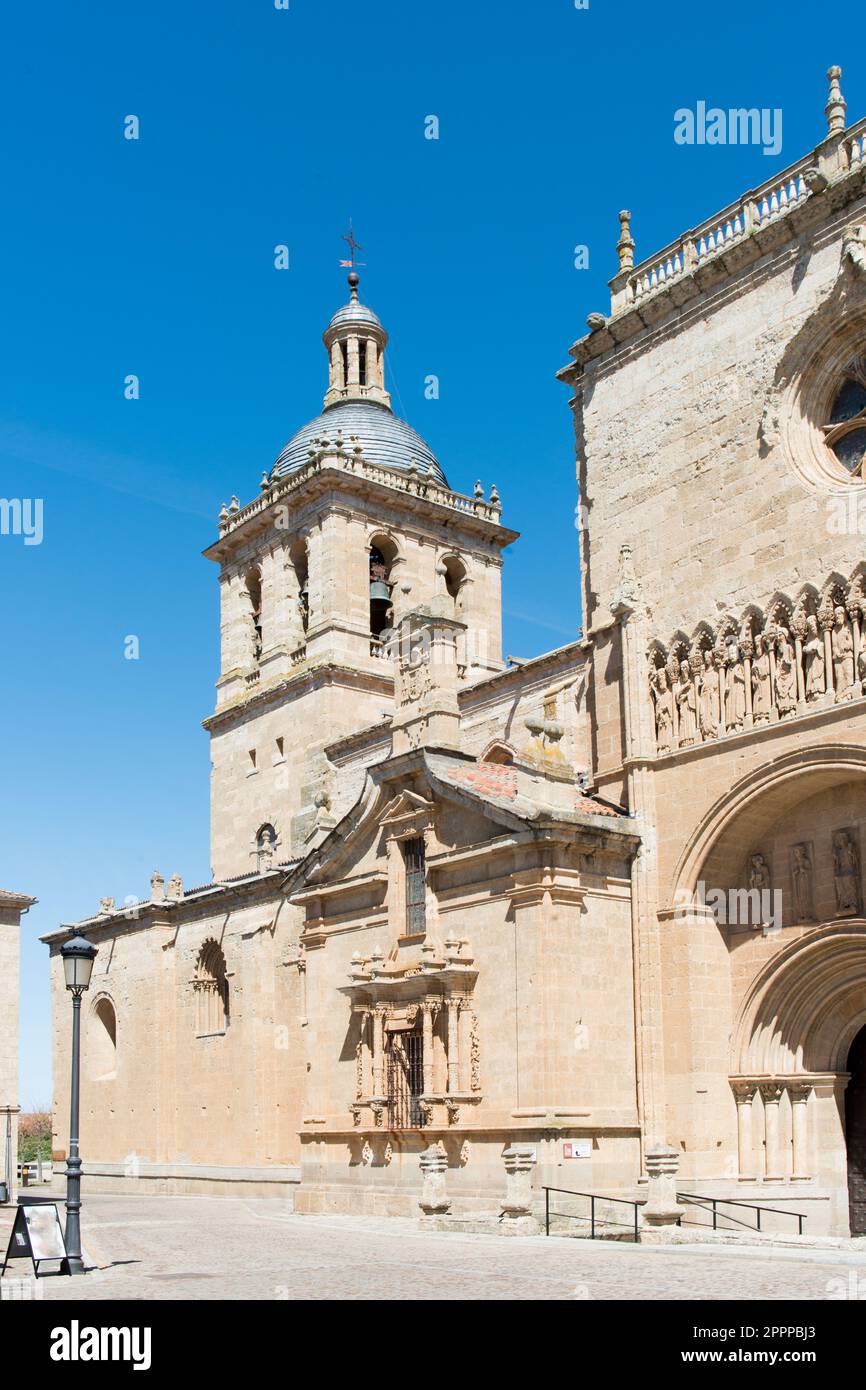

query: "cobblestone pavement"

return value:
[2, 1194, 866, 1301]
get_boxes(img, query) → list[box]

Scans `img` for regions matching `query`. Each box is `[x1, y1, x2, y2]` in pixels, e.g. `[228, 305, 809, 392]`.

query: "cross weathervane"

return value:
[339, 221, 365, 270]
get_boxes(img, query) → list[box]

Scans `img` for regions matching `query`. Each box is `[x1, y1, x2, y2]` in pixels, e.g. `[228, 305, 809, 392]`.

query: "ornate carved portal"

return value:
[340, 941, 479, 1131]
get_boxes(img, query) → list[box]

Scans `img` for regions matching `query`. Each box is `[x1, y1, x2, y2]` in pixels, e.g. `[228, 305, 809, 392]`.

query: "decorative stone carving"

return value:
[774, 628, 798, 718]
[748, 853, 771, 896]
[833, 829, 862, 917]
[803, 615, 826, 703]
[370, 1100, 385, 1128]
[418, 1099, 434, 1128]
[750, 634, 772, 724]
[459, 1140, 470, 1167]
[791, 843, 816, 922]
[649, 666, 674, 752]
[842, 224, 866, 278]
[832, 607, 856, 701]
[150, 870, 165, 903]
[166, 874, 184, 902]
[723, 641, 746, 732]
[98, 897, 115, 916]
[675, 659, 698, 746]
[361, 1140, 373, 1166]
[445, 1099, 460, 1126]
[384, 1142, 393, 1166]
[697, 649, 720, 737]
[469, 1013, 481, 1092]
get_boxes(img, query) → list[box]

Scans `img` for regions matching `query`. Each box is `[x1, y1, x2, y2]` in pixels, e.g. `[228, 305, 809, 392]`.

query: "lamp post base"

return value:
[60, 1255, 86, 1276]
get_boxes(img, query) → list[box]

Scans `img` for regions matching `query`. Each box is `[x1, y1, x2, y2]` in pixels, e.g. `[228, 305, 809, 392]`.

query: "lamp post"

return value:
[59, 933, 97, 1276]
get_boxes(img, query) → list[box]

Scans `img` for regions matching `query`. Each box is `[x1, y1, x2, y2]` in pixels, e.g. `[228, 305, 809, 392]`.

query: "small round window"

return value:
[823, 359, 866, 478]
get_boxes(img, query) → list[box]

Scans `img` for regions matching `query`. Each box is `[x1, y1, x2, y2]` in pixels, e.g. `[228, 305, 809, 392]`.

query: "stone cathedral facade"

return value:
[47, 66, 866, 1235]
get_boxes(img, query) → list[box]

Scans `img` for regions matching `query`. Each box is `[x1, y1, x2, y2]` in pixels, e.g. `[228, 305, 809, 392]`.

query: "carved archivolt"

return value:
[648, 567, 866, 753]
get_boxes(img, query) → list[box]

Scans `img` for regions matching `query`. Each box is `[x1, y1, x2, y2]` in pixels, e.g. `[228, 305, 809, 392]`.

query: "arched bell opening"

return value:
[369, 535, 398, 640]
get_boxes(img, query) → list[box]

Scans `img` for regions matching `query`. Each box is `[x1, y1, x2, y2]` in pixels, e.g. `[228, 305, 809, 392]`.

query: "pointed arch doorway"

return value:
[846, 1024, 866, 1235]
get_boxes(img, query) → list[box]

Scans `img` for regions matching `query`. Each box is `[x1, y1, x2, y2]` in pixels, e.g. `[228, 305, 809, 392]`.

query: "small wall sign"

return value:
[563, 1139, 592, 1159]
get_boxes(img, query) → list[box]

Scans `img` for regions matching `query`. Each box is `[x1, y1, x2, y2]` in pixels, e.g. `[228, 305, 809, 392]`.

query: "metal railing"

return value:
[677, 1192, 807, 1236]
[542, 1186, 641, 1242]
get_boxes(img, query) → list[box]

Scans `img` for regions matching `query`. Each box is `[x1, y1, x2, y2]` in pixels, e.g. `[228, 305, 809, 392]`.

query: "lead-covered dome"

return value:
[272, 270, 448, 486]
[273, 400, 447, 484]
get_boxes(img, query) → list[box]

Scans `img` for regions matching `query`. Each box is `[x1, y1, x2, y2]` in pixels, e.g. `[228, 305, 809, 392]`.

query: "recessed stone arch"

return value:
[668, 743, 866, 904]
[733, 923, 866, 1074]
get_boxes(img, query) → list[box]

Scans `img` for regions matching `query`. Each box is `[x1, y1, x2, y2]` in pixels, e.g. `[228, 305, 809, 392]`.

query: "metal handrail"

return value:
[677, 1191, 807, 1236]
[542, 1186, 641, 1242]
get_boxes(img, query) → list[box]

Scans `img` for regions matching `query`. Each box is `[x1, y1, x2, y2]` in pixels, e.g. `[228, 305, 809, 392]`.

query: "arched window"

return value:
[440, 555, 468, 615]
[824, 358, 866, 478]
[290, 540, 309, 635]
[89, 997, 117, 1080]
[245, 568, 263, 663]
[369, 536, 398, 640]
[255, 823, 277, 872]
[194, 940, 229, 1036]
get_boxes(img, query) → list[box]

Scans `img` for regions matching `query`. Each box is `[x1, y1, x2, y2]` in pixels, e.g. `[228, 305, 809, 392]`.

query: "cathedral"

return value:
[47, 65, 866, 1236]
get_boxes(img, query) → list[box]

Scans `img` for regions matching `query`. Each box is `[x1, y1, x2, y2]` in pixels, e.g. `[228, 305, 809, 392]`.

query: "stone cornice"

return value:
[205, 452, 518, 564]
[203, 659, 395, 733]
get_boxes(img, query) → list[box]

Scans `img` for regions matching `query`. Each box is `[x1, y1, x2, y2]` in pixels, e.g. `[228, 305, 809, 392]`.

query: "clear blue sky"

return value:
[2, 1, 859, 1106]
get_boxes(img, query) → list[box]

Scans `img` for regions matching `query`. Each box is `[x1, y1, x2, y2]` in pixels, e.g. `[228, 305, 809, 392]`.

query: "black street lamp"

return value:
[59, 933, 97, 1276]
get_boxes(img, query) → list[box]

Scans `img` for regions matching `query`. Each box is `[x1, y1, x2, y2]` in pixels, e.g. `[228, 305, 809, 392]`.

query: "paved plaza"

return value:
[2, 1194, 866, 1301]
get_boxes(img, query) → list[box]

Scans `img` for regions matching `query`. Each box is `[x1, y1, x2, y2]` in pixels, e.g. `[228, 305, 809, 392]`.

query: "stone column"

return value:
[500, 1145, 539, 1233]
[371, 1006, 386, 1099]
[330, 341, 344, 392]
[732, 1081, 758, 1181]
[418, 1143, 450, 1215]
[446, 997, 460, 1094]
[346, 335, 359, 386]
[640, 1142, 685, 1229]
[789, 1081, 813, 1181]
[760, 1082, 785, 1181]
[421, 1001, 435, 1095]
[366, 336, 378, 388]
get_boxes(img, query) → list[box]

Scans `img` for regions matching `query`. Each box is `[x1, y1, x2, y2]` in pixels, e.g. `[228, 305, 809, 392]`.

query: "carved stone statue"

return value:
[803, 614, 825, 703]
[697, 650, 720, 738]
[748, 853, 771, 894]
[650, 667, 674, 752]
[751, 634, 772, 724]
[98, 896, 115, 916]
[774, 628, 797, 718]
[832, 607, 855, 701]
[833, 830, 862, 917]
[791, 843, 815, 922]
[675, 659, 698, 747]
[724, 641, 746, 732]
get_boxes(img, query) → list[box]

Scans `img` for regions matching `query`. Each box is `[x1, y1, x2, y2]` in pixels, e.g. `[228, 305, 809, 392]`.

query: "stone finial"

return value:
[219, 503, 229, 523]
[260, 471, 270, 492]
[500, 1145, 539, 1231]
[489, 483, 501, 510]
[825, 65, 846, 136]
[419, 1143, 450, 1215]
[640, 1142, 685, 1230]
[150, 870, 165, 903]
[228, 496, 240, 514]
[616, 210, 635, 272]
[473, 479, 484, 501]
[166, 873, 184, 902]
[98, 896, 115, 916]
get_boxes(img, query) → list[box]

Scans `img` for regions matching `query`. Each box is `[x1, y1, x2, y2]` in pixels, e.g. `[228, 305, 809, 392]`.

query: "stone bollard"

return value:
[640, 1142, 685, 1234]
[500, 1145, 539, 1235]
[418, 1143, 450, 1216]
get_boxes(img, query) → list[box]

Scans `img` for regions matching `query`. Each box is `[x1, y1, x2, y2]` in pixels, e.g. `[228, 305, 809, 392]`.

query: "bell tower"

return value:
[203, 272, 518, 881]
